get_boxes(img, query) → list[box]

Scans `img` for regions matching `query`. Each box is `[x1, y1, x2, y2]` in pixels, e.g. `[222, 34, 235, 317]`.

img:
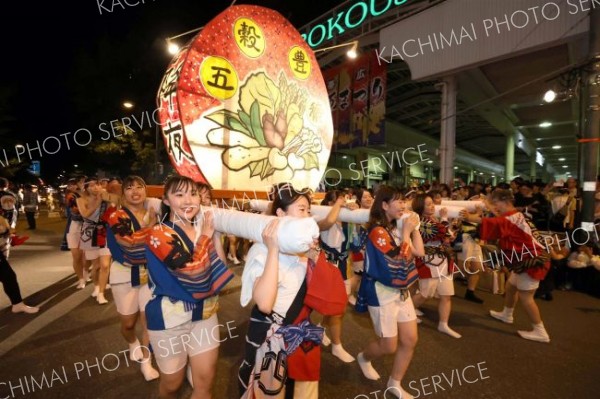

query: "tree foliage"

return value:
[90, 121, 157, 179]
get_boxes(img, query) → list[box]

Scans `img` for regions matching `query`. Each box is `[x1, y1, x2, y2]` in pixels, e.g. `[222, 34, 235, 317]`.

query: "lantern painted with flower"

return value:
[156, 5, 333, 191]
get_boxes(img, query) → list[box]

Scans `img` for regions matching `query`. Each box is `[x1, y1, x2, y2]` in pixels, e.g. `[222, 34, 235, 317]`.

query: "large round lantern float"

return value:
[156, 5, 333, 192]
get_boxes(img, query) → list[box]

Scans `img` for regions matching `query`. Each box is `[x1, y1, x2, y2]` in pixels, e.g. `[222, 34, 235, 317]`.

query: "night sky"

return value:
[0, 0, 343, 182]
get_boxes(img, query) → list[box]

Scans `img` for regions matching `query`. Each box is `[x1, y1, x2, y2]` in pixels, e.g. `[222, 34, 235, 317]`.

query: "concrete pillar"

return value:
[581, 6, 600, 228]
[505, 133, 515, 181]
[439, 75, 457, 186]
[403, 164, 411, 188]
[577, 85, 585, 182]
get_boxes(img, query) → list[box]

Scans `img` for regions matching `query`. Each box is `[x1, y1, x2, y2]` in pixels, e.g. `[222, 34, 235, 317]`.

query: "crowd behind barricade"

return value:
[1, 173, 600, 398]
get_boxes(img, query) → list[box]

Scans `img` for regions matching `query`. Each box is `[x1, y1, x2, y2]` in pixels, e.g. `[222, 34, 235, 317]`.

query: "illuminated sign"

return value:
[301, 0, 408, 48]
[28, 160, 40, 176]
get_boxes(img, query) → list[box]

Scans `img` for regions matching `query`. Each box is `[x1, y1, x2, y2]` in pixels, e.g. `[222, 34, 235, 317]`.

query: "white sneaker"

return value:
[518, 329, 550, 343]
[489, 309, 513, 324]
[76, 279, 86, 289]
[331, 343, 355, 363]
[387, 378, 413, 399]
[348, 295, 357, 306]
[415, 308, 424, 317]
[357, 352, 380, 380]
[438, 323, 462, 339]
[321, 331, 331, 346]
[227, 253, 241, 265]
[91, 286, 99, 298]
[12, 302, 39, 314]
[129, 340, 143, 362]
[386, 385, 413, 399]
[140, 357, 160, 381]
[97, 293, 108, 305]
[105, 284, 111, 290]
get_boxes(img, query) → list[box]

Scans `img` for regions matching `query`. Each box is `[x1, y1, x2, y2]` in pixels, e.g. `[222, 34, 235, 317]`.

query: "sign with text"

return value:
[322, 52, 387, 149]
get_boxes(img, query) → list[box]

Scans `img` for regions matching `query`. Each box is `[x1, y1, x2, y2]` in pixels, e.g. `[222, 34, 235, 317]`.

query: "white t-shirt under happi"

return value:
[240, 242, 307, 317]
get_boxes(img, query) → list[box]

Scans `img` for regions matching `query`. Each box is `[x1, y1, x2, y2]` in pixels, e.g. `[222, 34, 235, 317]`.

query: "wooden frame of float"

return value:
[146, 186, 325, 204]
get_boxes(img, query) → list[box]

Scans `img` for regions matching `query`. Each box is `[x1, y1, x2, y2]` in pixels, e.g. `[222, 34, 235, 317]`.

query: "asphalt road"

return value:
[1, 213, 600, 399]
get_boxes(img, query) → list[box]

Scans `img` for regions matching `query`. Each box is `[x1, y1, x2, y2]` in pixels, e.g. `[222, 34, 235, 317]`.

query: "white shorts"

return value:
[508, 271, 539, 291]
[368, 294, 417, 338]
[149, 314, 221, 374]
[112, 283, 152, 316]
[462, 234, 483, 260]
[67, 221, 82, 249]
[84, 247, 111, 260]
[418, 277, 455, 298]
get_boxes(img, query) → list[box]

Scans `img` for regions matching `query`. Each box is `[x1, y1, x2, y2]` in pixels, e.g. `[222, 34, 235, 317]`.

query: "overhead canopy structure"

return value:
[302, 0, 594, 182]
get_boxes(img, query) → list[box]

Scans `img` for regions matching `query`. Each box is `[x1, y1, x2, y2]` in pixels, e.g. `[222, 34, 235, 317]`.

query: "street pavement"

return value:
[1, 213, 600, 399]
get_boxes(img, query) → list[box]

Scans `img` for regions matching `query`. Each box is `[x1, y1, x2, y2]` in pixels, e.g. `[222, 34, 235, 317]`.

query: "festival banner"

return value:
[156, 5, 333, 190]
[368, 52, 386, 145]
[322, 66, 340, 154]
[335, 66, 353, 150]
[350, 56, 370, 148]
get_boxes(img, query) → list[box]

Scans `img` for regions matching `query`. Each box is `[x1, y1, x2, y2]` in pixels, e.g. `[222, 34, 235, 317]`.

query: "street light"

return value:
[167, 41, 180, 55]
[346, 42, 358, 59]
[165, 26, 206, 55]
[123, 101, 134, 109]
[314, 40, 360, 59]
[543, 90, 556, 103]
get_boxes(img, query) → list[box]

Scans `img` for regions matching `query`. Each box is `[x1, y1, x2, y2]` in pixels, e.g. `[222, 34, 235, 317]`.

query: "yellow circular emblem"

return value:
[200, 56, 238, 100]
[234, 18, 265, 58]
[288, 46, 311, 80]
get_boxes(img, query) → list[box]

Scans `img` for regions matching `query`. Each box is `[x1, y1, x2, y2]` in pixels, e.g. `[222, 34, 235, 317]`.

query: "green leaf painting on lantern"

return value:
[206, 71, 323, 180]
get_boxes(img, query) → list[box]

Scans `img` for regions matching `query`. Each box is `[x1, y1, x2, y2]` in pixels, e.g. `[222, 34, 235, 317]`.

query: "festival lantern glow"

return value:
[156, 5, 333, 190]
